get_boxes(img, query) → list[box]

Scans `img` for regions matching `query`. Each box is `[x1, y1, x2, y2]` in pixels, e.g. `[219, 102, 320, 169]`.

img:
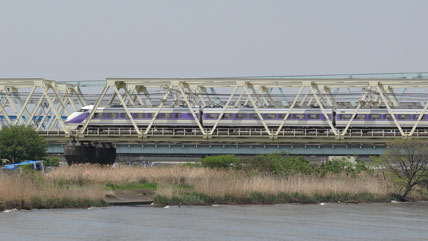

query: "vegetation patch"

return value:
[105, 182, 157, 190]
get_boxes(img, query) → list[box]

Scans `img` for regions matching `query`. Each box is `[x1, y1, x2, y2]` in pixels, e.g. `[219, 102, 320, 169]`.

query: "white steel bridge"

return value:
[2, 73, 428, 156]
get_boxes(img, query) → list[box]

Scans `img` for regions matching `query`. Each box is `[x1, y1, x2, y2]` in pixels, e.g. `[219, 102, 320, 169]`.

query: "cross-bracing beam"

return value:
[143, 87, 171, 136]
[208, 84, 240, 137]
[339, 88, 370, 137]
[79, 85, 110, 135]
[274, 86, 304, 137]
[113, 85, 142, 136]
[308, 82, 338, 136]
[244, 83, 272, 137]
[409, 100, 428, 137]
[375, 82, 406, 137]
[177, 82, 207, 136]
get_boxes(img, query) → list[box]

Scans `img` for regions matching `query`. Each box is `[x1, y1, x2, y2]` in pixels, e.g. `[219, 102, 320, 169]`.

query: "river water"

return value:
[0, 203, 427, 241]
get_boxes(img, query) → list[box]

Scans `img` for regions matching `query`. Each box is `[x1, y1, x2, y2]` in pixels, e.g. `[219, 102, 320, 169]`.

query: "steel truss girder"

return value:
[4, 75, 428, 140]
[0, 79, 85, 134]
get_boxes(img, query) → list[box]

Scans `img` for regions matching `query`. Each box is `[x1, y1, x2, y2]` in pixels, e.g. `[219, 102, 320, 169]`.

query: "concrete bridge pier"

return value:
[64, 143, 116, 165]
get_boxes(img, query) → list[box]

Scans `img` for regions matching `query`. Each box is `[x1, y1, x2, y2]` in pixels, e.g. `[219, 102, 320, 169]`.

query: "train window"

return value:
[106, 113, 118, 119]
[146, 113, 153, 119]
[355, 114, 366, 120]
[120, 113, 130, 119]
[294, 114, 305, 120]
[134, 113, 144, 119]
[398, 114, 411, 120]
[370, 114, 381, 120]
[235, 113, 247, 120]
[222, 113, 233, 120]
[93, 113, 103, 119]
[174, 113, 180, 119]
[384, 114, 393, 120]
[249, 113, 259, 120]
[412, 114, 424, 120]
[206, 113, 219, 119]
[308, 114, 320, 120]
[264, 114, 276, 120]
[278, 114, 286, 120]
[340, 114, 352, 120]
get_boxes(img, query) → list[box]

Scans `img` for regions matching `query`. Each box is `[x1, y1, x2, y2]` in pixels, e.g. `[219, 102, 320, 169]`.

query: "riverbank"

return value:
[1, 165, 426, 210]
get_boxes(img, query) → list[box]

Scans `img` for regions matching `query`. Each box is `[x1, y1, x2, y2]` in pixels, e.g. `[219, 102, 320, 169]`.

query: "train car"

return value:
[202, 108, 333, 127]
[64, 105, 201, 130]
[335, 108, 428, 128]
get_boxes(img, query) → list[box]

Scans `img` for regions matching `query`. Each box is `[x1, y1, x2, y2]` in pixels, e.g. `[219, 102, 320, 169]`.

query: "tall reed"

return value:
[0, 173, 105, 210]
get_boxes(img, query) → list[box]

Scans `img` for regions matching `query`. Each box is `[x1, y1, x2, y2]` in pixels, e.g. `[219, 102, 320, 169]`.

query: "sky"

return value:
[1, 0, 428, 81]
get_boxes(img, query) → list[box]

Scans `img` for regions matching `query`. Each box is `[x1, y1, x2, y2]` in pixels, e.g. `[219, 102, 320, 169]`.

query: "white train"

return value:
[64, 105, 428, 130]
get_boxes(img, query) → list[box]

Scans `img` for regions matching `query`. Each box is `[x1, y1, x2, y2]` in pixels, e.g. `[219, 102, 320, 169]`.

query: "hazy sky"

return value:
[1, 0, 427, 81]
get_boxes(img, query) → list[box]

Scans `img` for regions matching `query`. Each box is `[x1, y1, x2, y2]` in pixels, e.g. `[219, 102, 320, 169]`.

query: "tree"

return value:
[0, 125, 47, 163]
[381, 139, 428, 198]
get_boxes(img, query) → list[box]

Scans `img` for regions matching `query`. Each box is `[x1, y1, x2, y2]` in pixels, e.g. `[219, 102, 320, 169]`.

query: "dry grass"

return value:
[3, 165, 423, 209]
[46, 164, 227, 185]
[191, 173, 389, 198]
[0, 173, 105, 210]
[47, 165, 396, 201]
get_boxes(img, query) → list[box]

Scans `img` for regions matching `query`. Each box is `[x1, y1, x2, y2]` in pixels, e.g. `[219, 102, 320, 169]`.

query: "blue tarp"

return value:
[2, 160, 42, 171]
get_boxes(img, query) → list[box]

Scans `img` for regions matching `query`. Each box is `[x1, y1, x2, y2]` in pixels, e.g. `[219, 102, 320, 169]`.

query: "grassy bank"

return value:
[0, 173, 106, 210]
[1, 165, 426, 210]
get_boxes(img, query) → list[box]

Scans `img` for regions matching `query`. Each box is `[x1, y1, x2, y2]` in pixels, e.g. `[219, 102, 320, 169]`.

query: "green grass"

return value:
[105, 182, 157, 190]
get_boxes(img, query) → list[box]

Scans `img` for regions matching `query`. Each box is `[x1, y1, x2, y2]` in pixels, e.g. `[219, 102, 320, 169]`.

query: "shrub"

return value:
[248, 154, 314, 176]
[317, 158, 369, 177]
[200, 155, 239, 169]
[44, 156, 60, 167]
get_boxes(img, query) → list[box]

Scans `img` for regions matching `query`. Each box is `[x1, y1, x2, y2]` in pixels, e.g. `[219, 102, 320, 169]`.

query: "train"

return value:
[64, 105, 428, 130]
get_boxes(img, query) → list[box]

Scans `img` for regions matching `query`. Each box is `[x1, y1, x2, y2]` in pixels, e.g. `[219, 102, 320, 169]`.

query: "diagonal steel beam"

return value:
[409, 101, 428, 136]
[51, 85, 71, 116]
[208, 85, 239, 136]
[0, 98, 12, 125]
[113, 86, 142, 136]
[143, 88, 171, 136]
[244, 84, 272, 137]
[26, 95, 45, 128]
[178, 83, 206, 136]
[123, 87, 135, 106]
[196, 87, 207, 107]
[300, 89, 310, 107]
[234, 89, 246, 107]
[376, 83, 405, 137]
[13, 86, 36, 125]
[41, 85, 69, 134]
[309, 83, 338, 136]
[199, 86, 214, 106]
[274, 86, 304, 136]
[340, 88, 370, 136]
[140, 87, 153, 107]
[79, 85, 110, 135]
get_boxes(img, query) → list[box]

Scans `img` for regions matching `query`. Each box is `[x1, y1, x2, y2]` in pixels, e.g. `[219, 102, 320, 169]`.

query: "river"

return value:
[1, 203, 427, 241]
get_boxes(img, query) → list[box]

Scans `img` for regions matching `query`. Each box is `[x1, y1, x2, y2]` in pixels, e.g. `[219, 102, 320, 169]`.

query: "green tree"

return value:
[381, 139, 428, 198]
[0, 125, 47, 163]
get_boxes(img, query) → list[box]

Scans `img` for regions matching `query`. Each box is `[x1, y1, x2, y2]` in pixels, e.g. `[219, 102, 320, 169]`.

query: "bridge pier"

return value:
[64, 143, 116, 165]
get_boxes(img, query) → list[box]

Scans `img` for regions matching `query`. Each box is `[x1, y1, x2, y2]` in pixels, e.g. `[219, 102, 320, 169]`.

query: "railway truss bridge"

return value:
[2, 73, 428, 160]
